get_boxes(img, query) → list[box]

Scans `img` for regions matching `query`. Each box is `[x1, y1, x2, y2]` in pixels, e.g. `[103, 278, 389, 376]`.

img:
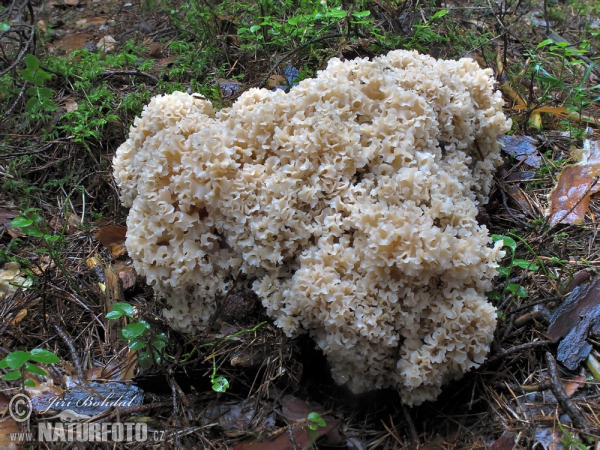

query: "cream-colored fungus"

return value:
[114, 50, 510, 405]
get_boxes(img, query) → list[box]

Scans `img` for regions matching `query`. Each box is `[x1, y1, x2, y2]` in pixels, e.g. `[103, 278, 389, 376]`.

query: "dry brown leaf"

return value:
[54, 33, 94, 53]
[563, 374, 587, 397]
[155, 55, 177, 70]
[267, 74, 287, 89]
[0, 263, 31, 301]
[65, 98, 78, 112]
[10, 308, 27, 325]
[97, 35, 117, 52]
[30, 255, 55, 276]
[0, 208, 18, 224]
[547, 140, 600, 226]
[0, 416, 21, 450]
[95, 225, 128, 257]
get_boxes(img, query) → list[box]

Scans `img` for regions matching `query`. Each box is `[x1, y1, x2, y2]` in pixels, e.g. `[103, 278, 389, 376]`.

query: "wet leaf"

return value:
[498, 135, 541, 168]
[95, 225, 127, 257]
[491, 430, 516, 450]
[217, 79, 242, 97]
[547, 140, 600, 226]
[547, 276, 600, 370]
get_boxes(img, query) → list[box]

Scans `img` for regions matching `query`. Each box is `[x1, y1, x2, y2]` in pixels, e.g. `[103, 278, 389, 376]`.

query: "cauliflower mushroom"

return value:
[113, 50, 510, 405]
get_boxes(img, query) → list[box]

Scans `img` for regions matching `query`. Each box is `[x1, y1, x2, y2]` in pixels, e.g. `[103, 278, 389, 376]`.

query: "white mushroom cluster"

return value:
[114, 50, 510, 405]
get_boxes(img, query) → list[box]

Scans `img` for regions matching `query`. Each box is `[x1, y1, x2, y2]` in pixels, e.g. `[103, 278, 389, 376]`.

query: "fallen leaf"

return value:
[217, 79, 243, 97]
[30, 255, 55, 275]
[563, 374, 586, 397]
[95, 225, 127, 257]
[97, 35, 117, 52]
[10, 308, 27, 325]
[155, 55, 177, 70]
[505, 183, 535, 217]
[547, 140, 600, 226]
[505, 171, 535, 182]
[498, 135, 541, 167]
[0, 263, 31, 301]
[53, 33, 95, 53]
[36, 20, 47, 33]
[547, 276, 600, 370]
[65, 98, 78, 112]
[0, 416, 21, 450]
[267, 74, 287, 89]
[0, 208, 18, 224]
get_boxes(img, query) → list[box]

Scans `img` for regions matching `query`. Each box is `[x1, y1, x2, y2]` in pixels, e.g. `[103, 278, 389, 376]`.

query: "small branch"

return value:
[486, 340, 552, 365]
[545, 352, 587, 430]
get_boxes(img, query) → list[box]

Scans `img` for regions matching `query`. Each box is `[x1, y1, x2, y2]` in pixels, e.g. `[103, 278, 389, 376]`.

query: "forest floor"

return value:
[1, 0, 600, 448]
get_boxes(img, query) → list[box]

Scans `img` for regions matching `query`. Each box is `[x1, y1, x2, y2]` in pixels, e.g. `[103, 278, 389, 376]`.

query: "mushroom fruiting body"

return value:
[114, 50, 510, 405]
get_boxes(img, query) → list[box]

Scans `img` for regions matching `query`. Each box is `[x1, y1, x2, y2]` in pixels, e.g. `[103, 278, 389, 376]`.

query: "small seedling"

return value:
[210, 354, 229, 393]
[0, 349, 60, 387]
[107, 302, 168, 369]
[305, 411, 327, 446]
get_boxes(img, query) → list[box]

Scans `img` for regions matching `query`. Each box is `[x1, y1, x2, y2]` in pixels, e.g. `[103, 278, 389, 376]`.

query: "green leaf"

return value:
[128, 340, 146, 351]
[288, 16, 299, 25]
[513, 259, 540, 271]
[29, 349, 60, 364]
[352, 10, 370, 18]
[121, 322, 148, 340]
[486, 290, 503, 302]
[212, 375, 229, 392]
[506, 284, 528, 298]
[307, 412, 326, 427]
[536, 39, 554, 49]
[11, 217, 33, 228]
[139, 351, 153, 369]
[26, 97, 41, 113]
[0, 21, 10, 32]
[2, 371, 23, 381]
[497, 267, 510, 277]
[6, 351, 31, 369]
[325, 8, 347, 19]
[106, 311, 123, 319]
[25, 228, 44, 238]
[25, 363, 48, 376]
[24, 379, 36, 387]
[152, 339, 167, 352]
[112, 302, 134, 318]
[430, 9, 449, 20]
[38, 87, 54, 99]
[249, 25, 260, 33]
[492, 234, 516, 252]
[0, 358, 8, 369]
[25, 54, 39, 71]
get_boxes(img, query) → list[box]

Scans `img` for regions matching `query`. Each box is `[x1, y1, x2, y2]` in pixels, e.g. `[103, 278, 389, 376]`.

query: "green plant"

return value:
[487, 234, 541, 302]
[107, 302, 169, 369]
[557, 422, 589, 449]
[0, 349, 60, 387]
[305, 411, 327, 447]
[210, 353, 229, 393]
[20, 54, 58, 126]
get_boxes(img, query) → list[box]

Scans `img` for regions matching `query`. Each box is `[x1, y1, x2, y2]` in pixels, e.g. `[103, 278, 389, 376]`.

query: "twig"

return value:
[98, 401, 172, 422]
[258, 33, 344, 89]
[401, 405, 419, 445]
[507, 295, 562, 315]
[545, 352, 587, 430]
[52, 322, 102, 398]
[486, 340, 552, 365]
[99, 70, 159, 84]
